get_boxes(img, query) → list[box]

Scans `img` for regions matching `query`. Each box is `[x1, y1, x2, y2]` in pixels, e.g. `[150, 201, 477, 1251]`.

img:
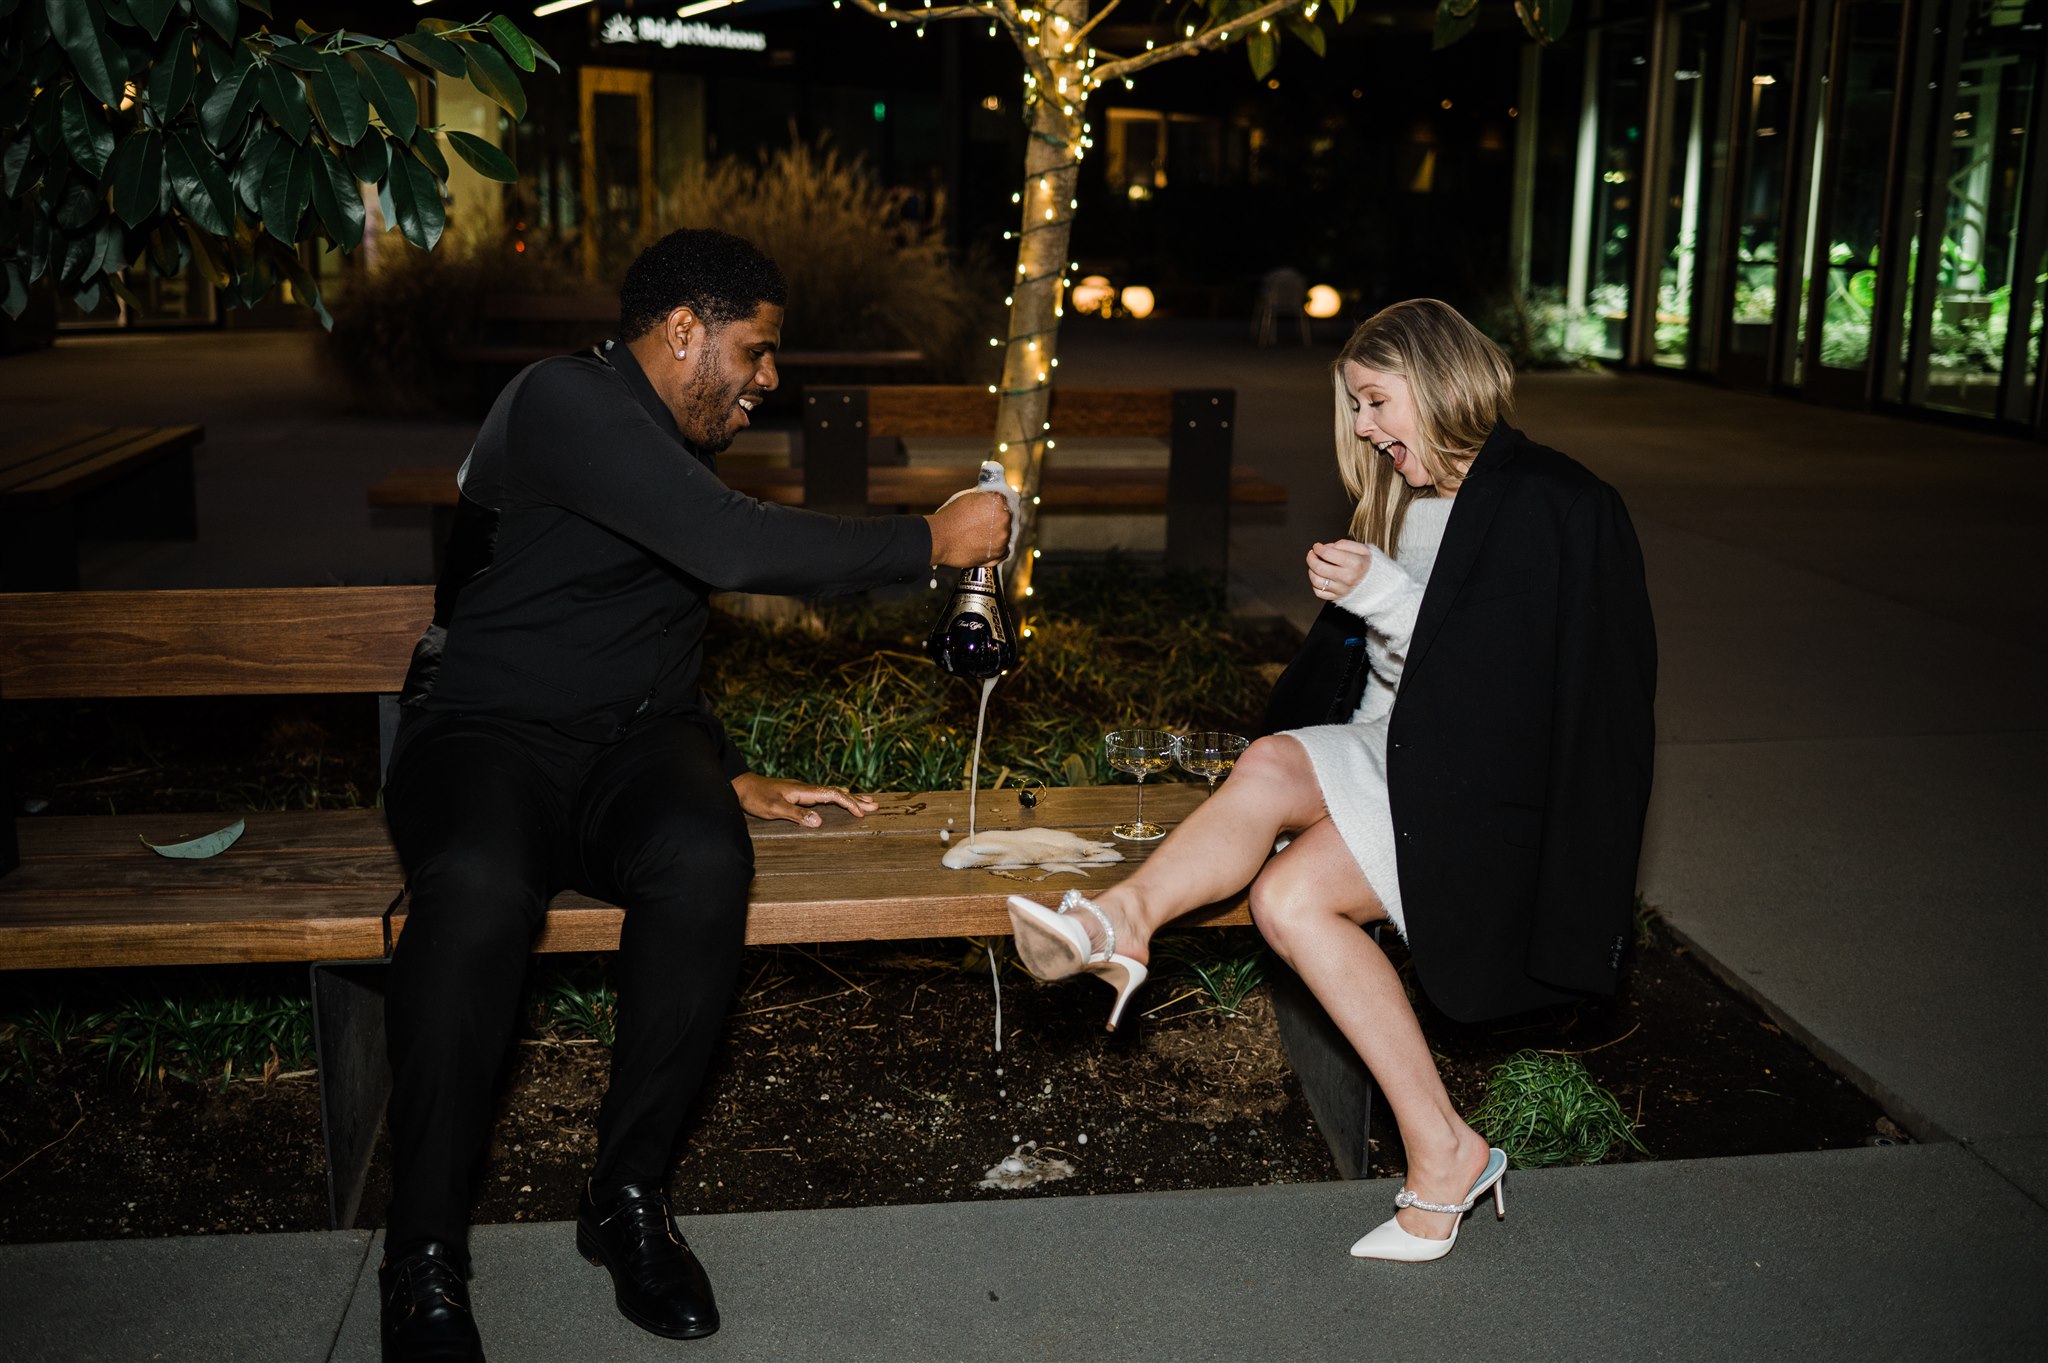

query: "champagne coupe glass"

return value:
[1104, 729, 1177, 841]
[1176, 731, 1249, 794]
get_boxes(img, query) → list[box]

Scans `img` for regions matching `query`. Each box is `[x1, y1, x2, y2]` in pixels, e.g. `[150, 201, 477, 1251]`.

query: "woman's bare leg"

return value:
[1083, 735, 1328, 966]
[1249, 818, 1490, 1239]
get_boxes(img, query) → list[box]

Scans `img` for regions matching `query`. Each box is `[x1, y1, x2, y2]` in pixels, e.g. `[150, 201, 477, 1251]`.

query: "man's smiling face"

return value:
[673, 302, 781, 454]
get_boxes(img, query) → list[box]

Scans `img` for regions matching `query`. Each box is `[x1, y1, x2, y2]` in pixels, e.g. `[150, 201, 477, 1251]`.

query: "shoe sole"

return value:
[1006, 896, 1089, 980]
[576, 1223, 720, 1340]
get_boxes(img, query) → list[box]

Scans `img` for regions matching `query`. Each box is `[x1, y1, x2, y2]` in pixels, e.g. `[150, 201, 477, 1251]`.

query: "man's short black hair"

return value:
[618, 229, 788, 340]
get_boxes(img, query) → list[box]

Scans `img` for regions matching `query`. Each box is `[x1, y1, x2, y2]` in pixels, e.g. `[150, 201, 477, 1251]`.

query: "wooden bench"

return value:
[2, 586, 1385, 1229]
[370, 385, 1284, 579]
[442, 294, 932, 404]
[0, 424, 203, 589]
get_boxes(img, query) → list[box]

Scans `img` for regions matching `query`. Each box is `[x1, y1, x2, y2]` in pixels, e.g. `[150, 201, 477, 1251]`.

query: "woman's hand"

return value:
[731, 773, 879, 827]
[1307, 539, 1373, 601]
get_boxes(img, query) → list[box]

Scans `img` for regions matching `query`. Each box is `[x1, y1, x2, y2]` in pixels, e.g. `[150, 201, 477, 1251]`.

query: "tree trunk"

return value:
[991, 0, 1090, 608]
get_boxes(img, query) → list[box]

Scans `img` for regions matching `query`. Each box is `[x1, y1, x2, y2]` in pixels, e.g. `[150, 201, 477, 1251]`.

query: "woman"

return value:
[1007, 298, 1656, 1262]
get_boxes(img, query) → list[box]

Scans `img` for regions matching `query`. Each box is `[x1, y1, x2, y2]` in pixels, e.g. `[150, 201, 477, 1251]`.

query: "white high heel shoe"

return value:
[1349, 1147, 1508, 1262]
[1005, 891, 1150, 1031]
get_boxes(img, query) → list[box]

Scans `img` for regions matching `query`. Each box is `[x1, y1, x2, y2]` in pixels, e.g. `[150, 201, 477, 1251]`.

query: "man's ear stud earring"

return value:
[676, 348, 687, 360]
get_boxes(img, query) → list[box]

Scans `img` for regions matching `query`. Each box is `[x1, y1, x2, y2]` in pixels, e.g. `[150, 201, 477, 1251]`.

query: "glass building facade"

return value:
[1512, 0, 2048, 437]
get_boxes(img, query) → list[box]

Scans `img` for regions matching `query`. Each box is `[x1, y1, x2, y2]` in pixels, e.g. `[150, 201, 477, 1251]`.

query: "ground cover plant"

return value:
[0, 569, 1903, 1241]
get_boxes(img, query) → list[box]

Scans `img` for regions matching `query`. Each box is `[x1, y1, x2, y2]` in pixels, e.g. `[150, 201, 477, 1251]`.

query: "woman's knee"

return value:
[1234, 735, 1307, 789]
[1247, 862, 1321, 957]
[614, 819, 754, 913]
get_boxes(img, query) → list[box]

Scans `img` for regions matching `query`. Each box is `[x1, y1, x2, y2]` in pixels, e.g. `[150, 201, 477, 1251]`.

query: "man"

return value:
[377, 229, 1009, 1361]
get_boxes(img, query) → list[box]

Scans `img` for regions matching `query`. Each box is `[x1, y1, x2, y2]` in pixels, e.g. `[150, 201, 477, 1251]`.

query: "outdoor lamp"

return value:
[1072, 275, 1115, 316]
[1120, 286, 1155, 319]
[1305, 285, 1342, 319]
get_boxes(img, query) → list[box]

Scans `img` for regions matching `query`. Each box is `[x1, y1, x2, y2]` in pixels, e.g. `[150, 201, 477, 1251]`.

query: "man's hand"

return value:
[732, 773, 879, 827]
[926, 490, 1013, 568]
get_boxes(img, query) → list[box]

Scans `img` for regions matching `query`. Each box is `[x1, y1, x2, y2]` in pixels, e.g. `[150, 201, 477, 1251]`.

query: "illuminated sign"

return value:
[599, 14, 767, 51]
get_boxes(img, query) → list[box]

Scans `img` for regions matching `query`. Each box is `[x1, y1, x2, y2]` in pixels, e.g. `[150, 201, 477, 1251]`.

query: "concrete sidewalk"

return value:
[1, 325, 2043, 1360]
[3, 1146, 2040, 1363]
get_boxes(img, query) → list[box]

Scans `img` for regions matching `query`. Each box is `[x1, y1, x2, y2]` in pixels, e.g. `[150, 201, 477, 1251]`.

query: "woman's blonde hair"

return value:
[1331, 298, 1515, 552]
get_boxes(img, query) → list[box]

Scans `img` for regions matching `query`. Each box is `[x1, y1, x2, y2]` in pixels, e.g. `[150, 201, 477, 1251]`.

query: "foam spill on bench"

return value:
[940, 827, 1124, 876]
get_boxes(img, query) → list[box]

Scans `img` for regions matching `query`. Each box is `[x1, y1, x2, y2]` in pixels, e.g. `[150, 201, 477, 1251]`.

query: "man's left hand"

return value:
[732, 773, 879, 827]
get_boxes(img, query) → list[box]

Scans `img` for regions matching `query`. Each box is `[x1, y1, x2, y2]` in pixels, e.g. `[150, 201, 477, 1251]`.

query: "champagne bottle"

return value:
[926, 462, 1021, 679]
[926, 564, 1019, 679]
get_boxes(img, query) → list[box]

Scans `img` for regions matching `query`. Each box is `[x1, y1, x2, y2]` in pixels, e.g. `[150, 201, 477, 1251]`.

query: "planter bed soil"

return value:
[0, 915, 1900, 1245]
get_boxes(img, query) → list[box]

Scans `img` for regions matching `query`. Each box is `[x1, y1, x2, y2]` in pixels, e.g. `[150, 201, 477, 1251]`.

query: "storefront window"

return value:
[1915, 2, 2040, 415]
[1652, 9, 1723, 367]
[1729, 17, 1798, 367]
[1813, 0, 1904, 375]
[1583, 24, 1649, 360]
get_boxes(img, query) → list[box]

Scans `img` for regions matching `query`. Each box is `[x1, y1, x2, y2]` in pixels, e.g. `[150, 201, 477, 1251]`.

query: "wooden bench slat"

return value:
[0, 788, 1233, 968]
[0, 586, 433, 699]
[0, 426, 162, 494]
[861, 387, 1178, 438]
[0, 425, 121, 478]
[4, 425, 204, 502]
[369, 465, 1285, 511]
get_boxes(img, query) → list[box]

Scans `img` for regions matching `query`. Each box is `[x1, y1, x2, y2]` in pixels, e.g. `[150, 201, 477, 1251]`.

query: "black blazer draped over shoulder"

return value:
[1260, 421, 1657, 1022]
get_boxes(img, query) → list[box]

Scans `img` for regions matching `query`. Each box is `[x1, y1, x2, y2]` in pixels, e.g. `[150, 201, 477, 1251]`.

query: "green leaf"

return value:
[238, 0, 271, 16]
[347, 50, 417, 142]
[256, 60, 310, 141]
[105, 269, 146, 316]
[1244, 28, 1278, 80]
[189, 0, 234, 42]
[57, 221, 96, 279]
[307, 141, 363, 248]
[258, 136, 309, 240]
[0, 70, 32, 128]
[71, 277, 103, 312]
[166, 125, 233, 233]
[3, 261, 26, 319]
[1513, 0, 1571, 44]
[198, 44, 258, 146]
[392, 29, 465, 78]
[384, 141, 442, 251]
[1, 133, 29, 198]
[100, 0, 135, 30]
[1433, 0, 1479, 49]
[263, 38, 320, 71]
[228, 117, 276, 212]
[89, 215, 126, 278]
[46, 0, 123, 106]
[305, 52, 368, 147]
[445, 128, 515, 183]
[125, 0, 174, 41]
[180, 217, 229, 284]
[345, 131, 387, 183]
[408, 127, 446, 179]
[485, 14, 536, 72]
[141, 818, 245, 858]
[59, 84, 115, 178]
[145, 26, 199, 121]
[459, 40, 525, 121]
[109, 126, 162, 225]
[1327, 0, 1354, 18]
[54, 178, 97, 229]
[1281, 11, 1325, 56]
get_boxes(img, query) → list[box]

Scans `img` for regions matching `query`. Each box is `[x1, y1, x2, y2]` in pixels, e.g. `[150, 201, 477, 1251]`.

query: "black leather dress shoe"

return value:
[379, 1241, 485, 1362]
[576, 1180, 720, 1339]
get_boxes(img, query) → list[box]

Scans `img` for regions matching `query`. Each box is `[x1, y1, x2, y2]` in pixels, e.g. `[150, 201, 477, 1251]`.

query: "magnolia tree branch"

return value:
[840, 0, 1057, 86]
[1069, 0, 1125, 45]
[1092, 0, 1312, 82]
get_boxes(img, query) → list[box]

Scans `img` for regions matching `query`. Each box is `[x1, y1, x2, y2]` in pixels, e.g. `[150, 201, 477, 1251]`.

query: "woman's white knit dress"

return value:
[1280, 496, 1456, 938]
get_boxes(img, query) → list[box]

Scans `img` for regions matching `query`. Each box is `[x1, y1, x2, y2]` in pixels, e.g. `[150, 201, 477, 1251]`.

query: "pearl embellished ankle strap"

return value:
[1057, 889, 1114, 960]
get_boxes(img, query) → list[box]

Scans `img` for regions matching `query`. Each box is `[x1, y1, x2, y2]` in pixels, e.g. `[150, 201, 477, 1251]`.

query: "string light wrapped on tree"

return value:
[832, 0, 1571, 607]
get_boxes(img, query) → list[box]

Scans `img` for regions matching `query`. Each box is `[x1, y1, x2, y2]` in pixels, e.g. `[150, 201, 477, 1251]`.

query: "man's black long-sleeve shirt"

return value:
[400, 341, 933, 772]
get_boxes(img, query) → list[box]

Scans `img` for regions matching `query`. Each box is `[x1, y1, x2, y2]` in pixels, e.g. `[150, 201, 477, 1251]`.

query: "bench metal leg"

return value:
[1269, 922, 1384, 1179]
[79, 448, 198, 540]
[0, 506, 81, 590]
[801, 387, 874, 517]
[1166, 389, 1234, 578]
[311, 959, 394, 1230]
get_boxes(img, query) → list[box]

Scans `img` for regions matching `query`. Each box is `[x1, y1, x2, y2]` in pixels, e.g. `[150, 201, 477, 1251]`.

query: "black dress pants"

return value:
[381, 709, 753, 1265]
